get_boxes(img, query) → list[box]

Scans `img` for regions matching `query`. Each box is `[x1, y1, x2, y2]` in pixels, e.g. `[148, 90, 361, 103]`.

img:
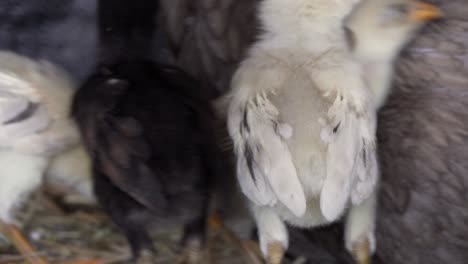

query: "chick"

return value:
[0, 51, 80, 264]
[345, 0, 443, 109]
[343, 2, 441, 262]
[226, 0, 381, 263]
[157, 0, 468, 262]
[285, 2, 442, 263]
[72, 0, 224, 262]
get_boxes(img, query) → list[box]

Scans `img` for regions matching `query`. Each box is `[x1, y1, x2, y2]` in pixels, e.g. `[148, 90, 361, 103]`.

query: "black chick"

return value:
[72, 0, 222, 261]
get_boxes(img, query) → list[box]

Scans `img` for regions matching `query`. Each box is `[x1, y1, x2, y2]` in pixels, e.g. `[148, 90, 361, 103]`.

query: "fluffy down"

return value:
[44, 143, 95, 204]
[72, 60, 223, 258]
[227, 0, 377, 223]
[0, 51, 80, 223]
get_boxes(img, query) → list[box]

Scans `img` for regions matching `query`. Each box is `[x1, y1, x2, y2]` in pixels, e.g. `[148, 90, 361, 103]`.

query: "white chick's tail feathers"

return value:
[0, 51, 79, 156]
[0, 99, 50, 146]
[318, 69, 379, 221]
[320, 109, 361, 221]
[228, 92, 306, 217]
[352, 113, 379, 205]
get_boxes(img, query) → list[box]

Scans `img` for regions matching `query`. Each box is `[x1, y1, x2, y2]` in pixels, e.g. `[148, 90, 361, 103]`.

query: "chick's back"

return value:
[73, 60, 217, 224]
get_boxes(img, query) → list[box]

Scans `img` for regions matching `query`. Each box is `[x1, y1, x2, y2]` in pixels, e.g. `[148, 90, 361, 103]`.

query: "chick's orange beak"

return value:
[410, 2, 443, 21]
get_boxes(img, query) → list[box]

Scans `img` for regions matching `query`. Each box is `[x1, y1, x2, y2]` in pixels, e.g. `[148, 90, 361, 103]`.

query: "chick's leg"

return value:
[0, 222, 48, 264]
[345, 190, 377, 264]
[175, 216, 207, 264]
[253, 206, 288, 264]
[93, 170, 154, 263]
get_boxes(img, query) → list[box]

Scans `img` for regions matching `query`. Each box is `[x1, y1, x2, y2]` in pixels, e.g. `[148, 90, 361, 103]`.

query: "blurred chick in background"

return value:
[72, 0, 227, 262]
[343, 0, 442, 263]
[345, 0, 443, 110]
[0, 51, 81, 264]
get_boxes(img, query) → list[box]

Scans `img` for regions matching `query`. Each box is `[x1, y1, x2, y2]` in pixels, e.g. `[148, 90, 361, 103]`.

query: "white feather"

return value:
[0, 51, 81, 223]
[0, 104, 50, 147]
[228, 69, 307, 216]
[320, 111, 361, 221]
[0, 90, 30, 123]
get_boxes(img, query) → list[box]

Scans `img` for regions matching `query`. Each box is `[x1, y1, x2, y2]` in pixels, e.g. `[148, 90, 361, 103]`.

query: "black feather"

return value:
[244, 144, 257, 185]
[3, 102, 39, 124]
[72, 0, 223, 259]
[333, 121, 341, 134]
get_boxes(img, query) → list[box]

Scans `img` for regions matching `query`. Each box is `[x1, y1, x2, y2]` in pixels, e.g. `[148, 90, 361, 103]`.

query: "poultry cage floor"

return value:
[0, 192, 254, 264]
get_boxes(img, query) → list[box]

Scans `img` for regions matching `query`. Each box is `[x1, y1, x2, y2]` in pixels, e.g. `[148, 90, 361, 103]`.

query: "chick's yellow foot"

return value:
[351, 237, 371, 264]
[266, 241, 285, 264]
[0, 223, 48, 264]
[240, 240, 264, 264]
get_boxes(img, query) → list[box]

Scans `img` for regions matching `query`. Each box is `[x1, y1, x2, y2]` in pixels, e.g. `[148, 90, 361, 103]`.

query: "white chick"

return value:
[343, 1, 441, 263]
[345, 0, 443, 109]
[0, 51, 80, 264]
[226, 0, 379, 263]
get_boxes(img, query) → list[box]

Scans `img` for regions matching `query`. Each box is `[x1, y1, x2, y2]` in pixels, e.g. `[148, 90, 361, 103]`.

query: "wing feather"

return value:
[228, 91, 306, 217]
[320, 110, 360, 221]
[318, 69, 378, 221]
[0, 91, 50, 147]
[0, 90, 30, 123]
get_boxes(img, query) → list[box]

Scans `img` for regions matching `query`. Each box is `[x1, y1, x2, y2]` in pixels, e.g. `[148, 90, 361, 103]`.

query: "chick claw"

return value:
[352, 238, 371, 264]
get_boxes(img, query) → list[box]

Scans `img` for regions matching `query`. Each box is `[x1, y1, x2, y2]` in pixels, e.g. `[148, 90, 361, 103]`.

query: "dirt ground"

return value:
[0, 192, 258, 264]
